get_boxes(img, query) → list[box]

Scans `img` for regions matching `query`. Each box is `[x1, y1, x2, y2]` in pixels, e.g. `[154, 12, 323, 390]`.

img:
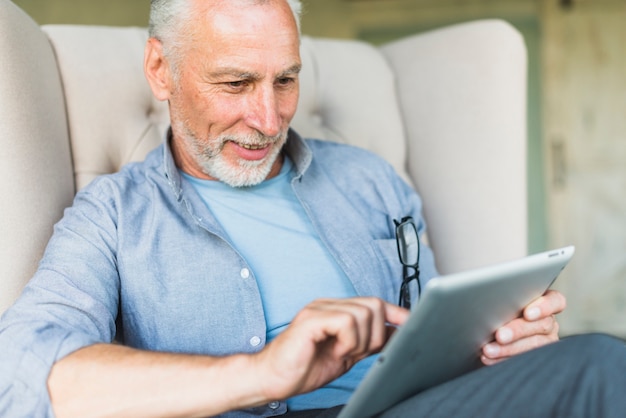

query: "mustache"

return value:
[222, 130, 287, 147]
[207, 130, 288, 157]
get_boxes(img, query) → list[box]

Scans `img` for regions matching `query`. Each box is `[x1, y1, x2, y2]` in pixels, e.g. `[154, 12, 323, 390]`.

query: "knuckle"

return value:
[338, 311, 359, 329]
[364, 296, 384, 311]
[549, 290, 567, 312]
[507, 317, 523, 331]
[541, 317, 554, 334]
[294, 306, 315, 322]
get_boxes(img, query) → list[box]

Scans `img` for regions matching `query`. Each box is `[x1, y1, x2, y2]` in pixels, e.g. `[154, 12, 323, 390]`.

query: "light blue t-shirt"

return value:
[183, 156, 376, 410]
[182, 157, 360, 340]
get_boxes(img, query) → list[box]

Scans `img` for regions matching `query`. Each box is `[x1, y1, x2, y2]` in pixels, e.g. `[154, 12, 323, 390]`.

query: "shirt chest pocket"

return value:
[371, 238, 403, 303]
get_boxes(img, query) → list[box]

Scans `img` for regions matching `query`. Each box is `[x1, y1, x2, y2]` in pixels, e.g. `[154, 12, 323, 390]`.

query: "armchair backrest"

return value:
[0, 0, 528, 314]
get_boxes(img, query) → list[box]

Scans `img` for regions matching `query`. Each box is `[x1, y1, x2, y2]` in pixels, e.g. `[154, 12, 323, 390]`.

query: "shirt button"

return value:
[268, 401, 280, 410]
[249, 336, 261, 347]
[240, 268, 250, 279]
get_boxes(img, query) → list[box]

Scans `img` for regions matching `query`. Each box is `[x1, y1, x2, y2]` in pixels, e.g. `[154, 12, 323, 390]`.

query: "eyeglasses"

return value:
[394, 216, 421, 309]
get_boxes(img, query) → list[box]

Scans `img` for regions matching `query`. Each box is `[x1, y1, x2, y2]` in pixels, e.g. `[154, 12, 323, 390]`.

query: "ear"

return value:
[144, 37, 174, 101]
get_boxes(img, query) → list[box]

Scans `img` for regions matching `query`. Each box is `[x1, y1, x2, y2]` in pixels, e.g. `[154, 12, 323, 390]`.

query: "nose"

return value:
[245, 85, 281, 137]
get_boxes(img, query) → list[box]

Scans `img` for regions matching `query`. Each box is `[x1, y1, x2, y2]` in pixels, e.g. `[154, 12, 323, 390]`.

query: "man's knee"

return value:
[560, 333, 626, 361]
[553, 333, 626, 383]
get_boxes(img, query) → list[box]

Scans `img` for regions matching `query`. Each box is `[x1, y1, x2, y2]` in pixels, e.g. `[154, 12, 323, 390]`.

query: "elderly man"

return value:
[0, 0, 625, 417]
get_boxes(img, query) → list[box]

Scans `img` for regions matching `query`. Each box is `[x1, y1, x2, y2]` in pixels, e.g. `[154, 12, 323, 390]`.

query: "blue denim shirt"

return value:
[0, 130, 437, 417]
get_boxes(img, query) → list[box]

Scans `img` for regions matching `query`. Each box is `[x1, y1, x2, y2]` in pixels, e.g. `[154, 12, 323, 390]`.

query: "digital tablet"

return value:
[337, 246, 575, 418]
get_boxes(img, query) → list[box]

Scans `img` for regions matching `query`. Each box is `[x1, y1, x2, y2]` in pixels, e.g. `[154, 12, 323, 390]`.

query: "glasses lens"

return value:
[397, 221, 419, 266]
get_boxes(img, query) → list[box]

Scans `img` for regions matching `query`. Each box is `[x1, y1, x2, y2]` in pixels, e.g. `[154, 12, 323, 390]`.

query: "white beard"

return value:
[175, 121, 288, 187]
[200, 136, 286, 187]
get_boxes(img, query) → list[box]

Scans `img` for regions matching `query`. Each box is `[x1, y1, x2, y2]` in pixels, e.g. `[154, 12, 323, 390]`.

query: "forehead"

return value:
[185, 0, 300, 74]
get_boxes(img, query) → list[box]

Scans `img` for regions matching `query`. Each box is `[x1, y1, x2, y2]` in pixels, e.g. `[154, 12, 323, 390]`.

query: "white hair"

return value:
[149, 0, 302, 77]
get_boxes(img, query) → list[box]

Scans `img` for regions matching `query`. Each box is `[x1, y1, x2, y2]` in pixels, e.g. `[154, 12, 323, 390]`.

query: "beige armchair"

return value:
[0, 0, 527, 315]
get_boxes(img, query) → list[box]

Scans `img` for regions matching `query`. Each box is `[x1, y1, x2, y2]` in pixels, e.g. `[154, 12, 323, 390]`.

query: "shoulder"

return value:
[302, 138, 418, 213]
[306, 139, 393, 170]
[73, 145, 164, 209]
[305, 138, 382, 159]
[304, 138, 397, 177]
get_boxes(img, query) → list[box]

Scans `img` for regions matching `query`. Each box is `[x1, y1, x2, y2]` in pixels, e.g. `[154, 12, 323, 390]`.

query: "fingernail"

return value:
[498, 327, 513, 344]
[484, 343, 500, 357]
[526, 307, 541, 321]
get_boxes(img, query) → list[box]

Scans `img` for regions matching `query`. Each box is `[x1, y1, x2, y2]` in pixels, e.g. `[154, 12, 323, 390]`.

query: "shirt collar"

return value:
[162, 127, 183, 200]
[283, 128, 312, 180]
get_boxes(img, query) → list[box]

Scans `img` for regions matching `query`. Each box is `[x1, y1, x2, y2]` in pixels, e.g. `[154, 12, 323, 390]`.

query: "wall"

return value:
[13, 0, 149, 26]
[541, 0, 626, 336]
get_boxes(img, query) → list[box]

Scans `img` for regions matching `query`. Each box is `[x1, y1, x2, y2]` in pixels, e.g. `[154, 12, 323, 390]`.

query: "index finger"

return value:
[524, 289, 567, 321]
[381, 301, 410, 327]
[328, 297, 410, 327]
[352, 298, 410, 352]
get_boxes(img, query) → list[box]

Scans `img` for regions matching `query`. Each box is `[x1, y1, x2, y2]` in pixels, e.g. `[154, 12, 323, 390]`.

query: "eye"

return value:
[225, 80, 248, 89]
[276, 77, 295, 88]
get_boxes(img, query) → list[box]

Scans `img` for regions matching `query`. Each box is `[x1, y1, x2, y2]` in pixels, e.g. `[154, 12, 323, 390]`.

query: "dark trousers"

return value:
[285, 334, 626, 418]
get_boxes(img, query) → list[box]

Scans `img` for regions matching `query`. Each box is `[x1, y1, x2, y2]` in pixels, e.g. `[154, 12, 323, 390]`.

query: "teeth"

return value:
[240, 143, 265, 150]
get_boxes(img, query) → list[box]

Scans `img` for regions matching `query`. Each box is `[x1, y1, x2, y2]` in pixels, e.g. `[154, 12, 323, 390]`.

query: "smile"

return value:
[239, 143, 269, 150]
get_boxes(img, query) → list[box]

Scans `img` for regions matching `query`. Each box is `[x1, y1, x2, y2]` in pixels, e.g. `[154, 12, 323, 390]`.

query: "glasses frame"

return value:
[394, 216, 421, 309]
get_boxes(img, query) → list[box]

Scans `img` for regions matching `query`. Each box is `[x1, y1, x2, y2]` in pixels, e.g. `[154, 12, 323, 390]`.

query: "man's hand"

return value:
[254, 297, 409, 401]
[481, 289, 566, 365]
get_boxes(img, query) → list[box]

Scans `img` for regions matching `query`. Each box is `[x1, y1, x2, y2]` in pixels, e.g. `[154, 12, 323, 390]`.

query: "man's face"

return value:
[163, 0, 301, 186]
